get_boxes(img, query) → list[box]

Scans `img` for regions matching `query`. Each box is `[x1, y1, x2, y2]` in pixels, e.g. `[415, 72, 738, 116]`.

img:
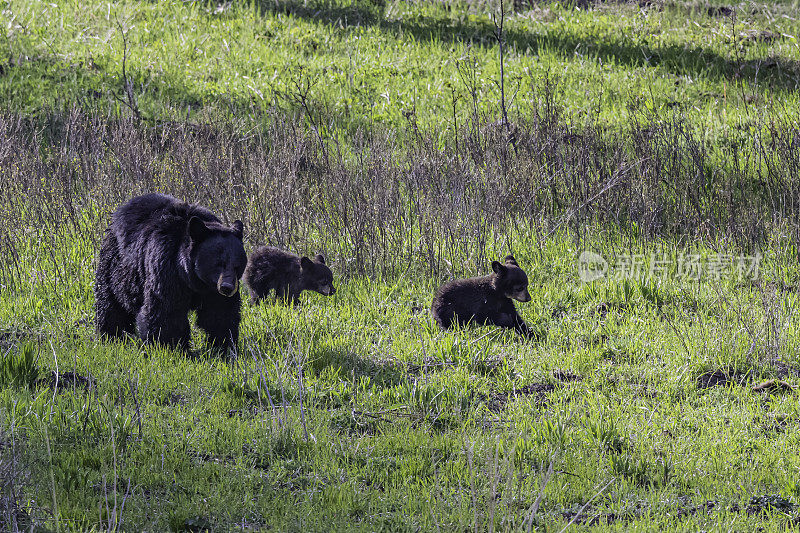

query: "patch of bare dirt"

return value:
[160, 391, 187, 406]
[406, 357, 455, 375]
[482, 383, 555, 412]
[771, 360, 800, 379]
[696, 369, 749, 389]
[706, 5, 733, 17]
[553, 368, 582, 382]
[740, 30, 782, 43]
[35, 370, 96, 392]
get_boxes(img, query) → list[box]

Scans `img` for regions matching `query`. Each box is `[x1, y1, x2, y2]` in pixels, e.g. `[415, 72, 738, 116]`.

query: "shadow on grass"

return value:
[244, 0, 800, 92]
[6, 0, 798, 124]
[307, 345, 406, 388]
[0, 53, 227, 118]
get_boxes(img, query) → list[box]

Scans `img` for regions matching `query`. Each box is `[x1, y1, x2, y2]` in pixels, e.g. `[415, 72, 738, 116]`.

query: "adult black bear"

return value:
[94, 193, 247, 354]
[244, 247, 335, 305]
[431, 255, 533, 337]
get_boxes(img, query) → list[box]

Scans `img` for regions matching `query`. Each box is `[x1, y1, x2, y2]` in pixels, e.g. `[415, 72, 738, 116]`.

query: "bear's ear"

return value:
[491, 261, 507, 276]
[188, 216, 211, 242]
[232, 220, 244, 240]
[314, 254, 326, 265]
[300, 256, 314, 270]
[504, 255, 518, 266]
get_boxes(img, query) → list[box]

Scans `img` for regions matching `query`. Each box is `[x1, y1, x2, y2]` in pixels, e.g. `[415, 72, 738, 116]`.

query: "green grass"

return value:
[3, 230, 800, 530]
[1, 0, 799, 135]
[3, 0, 800, 530]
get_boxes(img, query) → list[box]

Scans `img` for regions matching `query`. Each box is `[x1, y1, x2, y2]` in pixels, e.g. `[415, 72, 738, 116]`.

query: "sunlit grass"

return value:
[2, 0, 800, 529]
[1, 0, 799, 135]
[2, 230, 800, 529]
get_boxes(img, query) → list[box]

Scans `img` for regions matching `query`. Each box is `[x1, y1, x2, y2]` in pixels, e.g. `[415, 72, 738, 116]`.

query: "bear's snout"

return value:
[217, 274, 239, 297]
[324, 285, 336, 296]
[512, 290, 531, 303]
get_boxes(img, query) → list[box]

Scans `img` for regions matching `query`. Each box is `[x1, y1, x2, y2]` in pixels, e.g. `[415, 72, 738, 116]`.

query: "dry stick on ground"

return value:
[501, 450, 515, 528]
[450, 86, 461, 155]
[557, 478, 616, 532]
[297, 361, 312, 442]
[253, 350, 267, 419]
[252, 346, 281, 429]
[291, 330, 313, 442]
[523, 457, 554, 533]
[104, 396, 132, 531]
[129, 377, 143, 440]
[487, 438, 501, 533]
[465, 438, 479, 533]
[429, 453, 443, 533]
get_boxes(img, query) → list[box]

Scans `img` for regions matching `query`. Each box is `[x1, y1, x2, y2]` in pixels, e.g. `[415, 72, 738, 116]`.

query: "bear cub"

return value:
[431, 255, 533, 337]
[245, 246, 335, 305]
[94, 193, 247, 354]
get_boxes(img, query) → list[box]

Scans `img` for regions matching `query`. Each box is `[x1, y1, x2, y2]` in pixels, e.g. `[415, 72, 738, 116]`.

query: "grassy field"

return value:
[2, 0, 799, 134]
[3, 0, 800, 531]
[4, 230, 800, 531]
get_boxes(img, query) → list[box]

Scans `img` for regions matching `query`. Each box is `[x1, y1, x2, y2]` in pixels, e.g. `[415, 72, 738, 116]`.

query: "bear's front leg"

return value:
[289, 291, 301, 306]
[95, 236, 137, 340]
[95, 285, 136, 340]
[512, 315, 534, 338]
[136, 294, 191, 351]
[493, 302, 534, 339]
[249, 292, 262, 305]
[196, 292, 241, 355]
[274, 285, 301, 306]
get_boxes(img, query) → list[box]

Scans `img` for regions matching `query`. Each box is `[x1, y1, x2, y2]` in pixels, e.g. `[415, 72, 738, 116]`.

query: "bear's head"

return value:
[188, 216, 247, 297]
[491, 255, 531, 302]
[300, 254, 336, 296]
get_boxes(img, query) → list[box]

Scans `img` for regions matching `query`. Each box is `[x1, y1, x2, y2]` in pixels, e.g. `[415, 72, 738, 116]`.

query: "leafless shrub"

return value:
[0, 92, 798, 292]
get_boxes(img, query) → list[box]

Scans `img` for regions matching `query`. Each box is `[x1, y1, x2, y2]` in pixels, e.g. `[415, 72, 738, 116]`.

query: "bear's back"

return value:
[433, 275, 497, 312]
[111, 193, 219, 250]
[247, 246, 300, 277]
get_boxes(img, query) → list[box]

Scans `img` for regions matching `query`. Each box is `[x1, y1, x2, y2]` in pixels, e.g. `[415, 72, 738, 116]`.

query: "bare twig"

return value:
[558, 478, 616, 532]
[523, 458, 554, 532]
[113, 21, 142, 123]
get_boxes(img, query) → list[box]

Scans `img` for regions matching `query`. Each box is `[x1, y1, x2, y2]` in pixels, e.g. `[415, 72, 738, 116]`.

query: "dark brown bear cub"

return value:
[431, 255, 533, 337]
[245, 246, 335, 305]
[94, 193, 247, 354]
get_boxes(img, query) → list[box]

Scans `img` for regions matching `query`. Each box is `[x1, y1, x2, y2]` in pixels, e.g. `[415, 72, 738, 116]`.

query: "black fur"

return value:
[245, 247, 335, 305]
[431, 255, 533, 337]
[94, 193, 247, 353]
